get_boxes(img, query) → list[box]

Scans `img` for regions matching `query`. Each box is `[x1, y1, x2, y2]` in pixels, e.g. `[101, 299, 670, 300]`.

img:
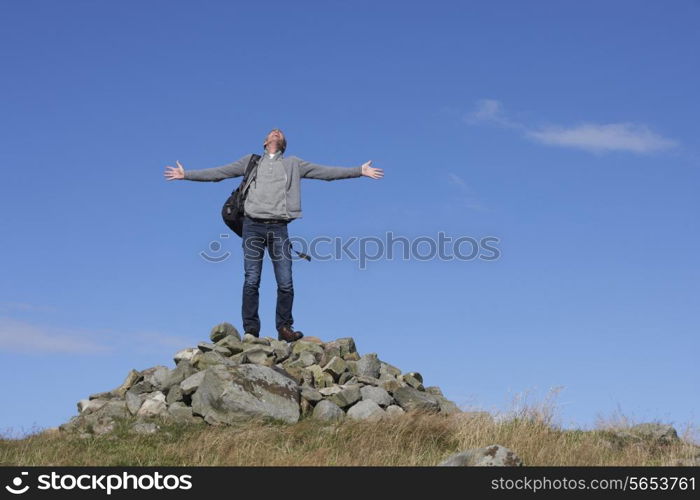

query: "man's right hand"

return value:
[164, 160, 185, 180]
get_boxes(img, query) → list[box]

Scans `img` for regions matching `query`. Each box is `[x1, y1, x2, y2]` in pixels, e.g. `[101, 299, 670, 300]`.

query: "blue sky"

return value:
[1, 0, 698, 440]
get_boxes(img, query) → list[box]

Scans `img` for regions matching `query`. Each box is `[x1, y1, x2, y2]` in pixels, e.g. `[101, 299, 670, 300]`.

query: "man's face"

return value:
[266, 129, 285, 150]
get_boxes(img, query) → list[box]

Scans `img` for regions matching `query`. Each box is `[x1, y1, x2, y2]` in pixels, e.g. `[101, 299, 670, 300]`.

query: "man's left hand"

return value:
[361, 161, 384, 179]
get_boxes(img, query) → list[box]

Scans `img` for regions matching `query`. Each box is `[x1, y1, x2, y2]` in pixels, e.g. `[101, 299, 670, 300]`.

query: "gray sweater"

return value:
[183, 150, 363, 220]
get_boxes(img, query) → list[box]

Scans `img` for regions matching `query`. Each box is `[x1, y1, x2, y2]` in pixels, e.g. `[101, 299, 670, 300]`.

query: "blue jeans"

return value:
[241, 215, 294, 334]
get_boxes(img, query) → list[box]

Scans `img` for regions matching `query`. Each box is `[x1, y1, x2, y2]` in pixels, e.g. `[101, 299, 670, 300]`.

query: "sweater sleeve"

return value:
[183, 154, 252, 182]
[294, 156, 363, 181]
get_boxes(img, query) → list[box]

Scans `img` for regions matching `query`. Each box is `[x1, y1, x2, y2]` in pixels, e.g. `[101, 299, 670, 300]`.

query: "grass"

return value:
[2, 392, 698, 466]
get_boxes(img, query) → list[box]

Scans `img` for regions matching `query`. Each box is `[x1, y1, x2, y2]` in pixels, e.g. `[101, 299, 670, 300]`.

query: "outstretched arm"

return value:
[296, 157, 383, 181]
[164, 154, 253, 182]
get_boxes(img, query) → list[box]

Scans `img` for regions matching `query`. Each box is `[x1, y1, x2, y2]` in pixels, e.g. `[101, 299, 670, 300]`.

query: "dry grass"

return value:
[2, 392, 698, 466]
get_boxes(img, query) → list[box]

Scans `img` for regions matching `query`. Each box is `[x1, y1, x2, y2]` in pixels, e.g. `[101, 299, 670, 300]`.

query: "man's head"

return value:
[264, 128, 287, 154]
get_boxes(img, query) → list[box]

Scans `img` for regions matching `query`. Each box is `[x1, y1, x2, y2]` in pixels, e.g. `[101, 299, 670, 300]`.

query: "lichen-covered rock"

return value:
[191, 364, 300, 425]
[292, 341, 324, 360]
[210, 322, 240, 343]
[215, 335, 245, 355]
[356, 353, 381, 378]
[392, 386, 440, 413]
[629, 423, 679, 444]
[328, 385, 362, 409]
[438, 445, 523, 466]
[322, 356, 347, 379]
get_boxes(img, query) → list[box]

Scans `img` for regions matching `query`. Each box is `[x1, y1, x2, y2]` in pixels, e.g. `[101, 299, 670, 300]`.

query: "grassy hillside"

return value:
[2, 405, 698, 466]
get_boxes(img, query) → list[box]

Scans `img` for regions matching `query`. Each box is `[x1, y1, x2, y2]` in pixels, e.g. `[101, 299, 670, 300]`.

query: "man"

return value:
[164, 129, 384, 342]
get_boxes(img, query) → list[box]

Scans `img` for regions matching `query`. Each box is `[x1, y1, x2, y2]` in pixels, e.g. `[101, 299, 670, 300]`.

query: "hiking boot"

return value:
[277, 324, 304, 342]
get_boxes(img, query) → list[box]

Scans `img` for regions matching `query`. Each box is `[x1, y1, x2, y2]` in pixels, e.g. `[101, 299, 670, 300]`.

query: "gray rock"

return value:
[400, 372, 424, 391]
[197, 341, 217, 352]
[301, 386, 323, 403]
[347, 400, 385, 421]
[125, 390, 146, 415]
[356, 353, 381, 378]
[166, 403, 198, 424]
[210, 322, 240, 343]
[385, 405, 406, 417]
[215, 335, 245, 355]
[312, 400, 345, 421]
[355, 375, 382, 386]
[360, 386, 393, 407]
[393, 386, 440, 413]
[91, 416, 116, 436]
[318, 385, 343, 396]
[438, 445, 523, 466]
[335, 337, 357, 357]
[343, 351, 360, 361]
[93, 400, 130, 420]
[88, 390, 115, 400]
[435, 395, 462, 415]
[291, 351, 316, 368]
[174, 347, 199, 365]
[381, 378, 405, 393]
[163, 360, 196, 389]
[270, 340, 291, 362]
[322, 356, 347, 379]
[244, 347, 273, 365]
[141, 366, 171, 391]
[78, 399, 107, 414]
[328, 385, 362, 408]
[320, 343, 342, 366]
[379, 361, 402, 377]
[630, 423, 679, 444]
[180, 371, 206, 395]
[194, 351, 238, 370]
[131, 422, 159, 435]
[307, 364, 334, 388]
[166, 385, 184, 404]
[136, 392, 167, 418]
[292, 341, 324, 360]
[128, 380, 154, 395]
[191, 364, 300, 425]
[425, 386, 444, 396]
[243, 333, 269, 345]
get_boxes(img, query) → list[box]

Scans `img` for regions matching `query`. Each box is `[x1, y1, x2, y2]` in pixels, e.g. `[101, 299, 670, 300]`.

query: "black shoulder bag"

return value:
[221, 154, 261, 237]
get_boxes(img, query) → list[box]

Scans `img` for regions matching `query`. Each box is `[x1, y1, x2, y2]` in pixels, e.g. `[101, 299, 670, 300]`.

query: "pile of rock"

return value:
[59, 322, 461, 437]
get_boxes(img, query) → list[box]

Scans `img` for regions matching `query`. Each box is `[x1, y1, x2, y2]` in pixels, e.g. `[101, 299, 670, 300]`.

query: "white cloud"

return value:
[525, 122, 678, 153]
[463, 99, 521, 129]
[463, 99, 677, 154]
[0, 316, 110, 354]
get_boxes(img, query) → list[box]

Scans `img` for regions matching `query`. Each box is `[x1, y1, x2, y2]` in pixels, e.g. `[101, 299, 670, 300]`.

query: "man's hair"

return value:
[264, 128, 287, 153]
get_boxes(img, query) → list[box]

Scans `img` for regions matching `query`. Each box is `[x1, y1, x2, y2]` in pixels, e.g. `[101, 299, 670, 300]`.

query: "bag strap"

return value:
[232, 154, 261, 196]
